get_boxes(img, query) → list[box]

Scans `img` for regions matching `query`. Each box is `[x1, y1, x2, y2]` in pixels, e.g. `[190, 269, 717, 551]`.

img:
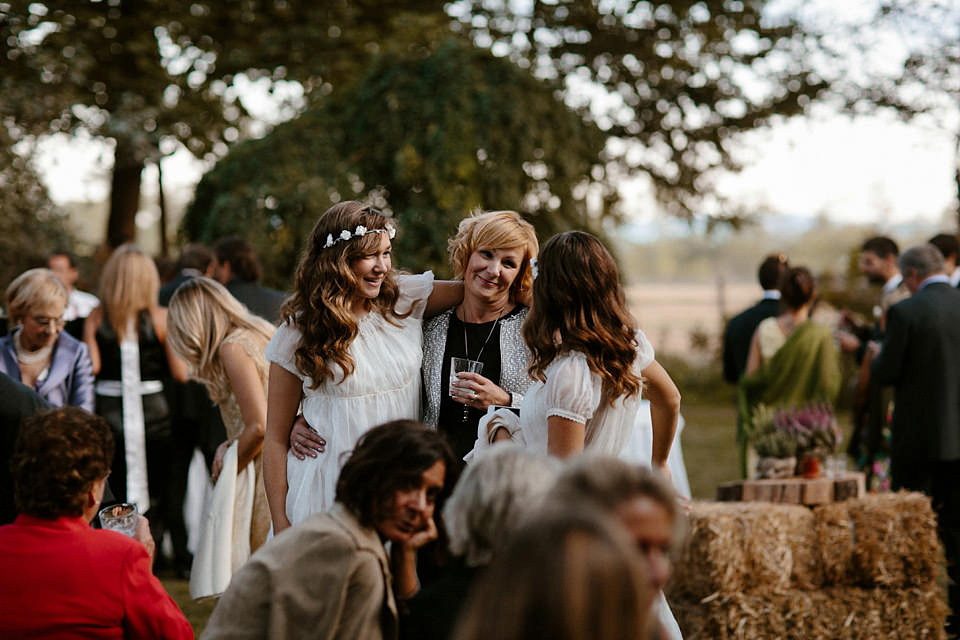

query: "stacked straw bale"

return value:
[668, 493, 946, 639]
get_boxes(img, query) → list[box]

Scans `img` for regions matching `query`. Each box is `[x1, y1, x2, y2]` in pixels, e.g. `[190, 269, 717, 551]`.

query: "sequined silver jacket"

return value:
[422, 307, 533, 429]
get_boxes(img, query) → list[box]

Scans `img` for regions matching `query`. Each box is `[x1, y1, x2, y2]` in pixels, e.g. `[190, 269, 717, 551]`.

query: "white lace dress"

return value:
[264, 272, 433, 526]
[518, 328, 684, 640]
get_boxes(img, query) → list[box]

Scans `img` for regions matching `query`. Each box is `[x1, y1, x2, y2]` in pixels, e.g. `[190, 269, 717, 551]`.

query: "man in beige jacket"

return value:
[203, 420, 454, 640]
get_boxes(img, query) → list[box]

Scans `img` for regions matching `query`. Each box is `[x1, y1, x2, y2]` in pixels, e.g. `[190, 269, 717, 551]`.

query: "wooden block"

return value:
[801, 477, 834, 505]
[716, 482, 743, 501]
[832, 472, 866, 502]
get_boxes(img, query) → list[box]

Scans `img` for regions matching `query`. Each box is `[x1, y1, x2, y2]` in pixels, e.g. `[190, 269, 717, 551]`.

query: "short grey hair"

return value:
[5, 268, 68, 325]
[899, 244, 945, 281]
[443, 444, 560, 567]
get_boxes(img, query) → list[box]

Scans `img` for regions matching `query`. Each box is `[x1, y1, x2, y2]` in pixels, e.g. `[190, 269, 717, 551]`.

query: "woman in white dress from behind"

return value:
[516, 230, 684, 638]
[263, 202, 457, 534]
[518, 231, 680, 469]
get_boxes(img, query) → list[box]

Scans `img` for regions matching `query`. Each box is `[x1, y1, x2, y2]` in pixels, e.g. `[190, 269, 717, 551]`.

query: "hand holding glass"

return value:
[99, 503, 138, 537]
[450, 357, 483, 400]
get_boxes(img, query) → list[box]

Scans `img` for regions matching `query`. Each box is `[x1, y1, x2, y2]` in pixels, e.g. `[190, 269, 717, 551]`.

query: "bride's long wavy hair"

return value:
[281, 201, 408, 387]
[524, 231, 642, 404]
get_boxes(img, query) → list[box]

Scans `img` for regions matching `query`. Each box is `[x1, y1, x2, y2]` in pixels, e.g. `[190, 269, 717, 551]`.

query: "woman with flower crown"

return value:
[263, 201, 460, 533]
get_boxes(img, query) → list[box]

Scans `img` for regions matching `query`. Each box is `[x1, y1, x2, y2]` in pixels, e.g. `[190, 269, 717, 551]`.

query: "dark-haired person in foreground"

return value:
[0, 407, 192, 638]
[203, 420, 455, 640]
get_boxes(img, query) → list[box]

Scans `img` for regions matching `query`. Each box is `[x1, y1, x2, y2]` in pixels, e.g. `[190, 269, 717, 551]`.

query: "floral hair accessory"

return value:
[530, 257, 538, 279]
[323, 224, 396, 249]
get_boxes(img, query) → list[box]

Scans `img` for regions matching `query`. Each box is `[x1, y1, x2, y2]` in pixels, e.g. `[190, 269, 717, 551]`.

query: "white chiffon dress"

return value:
[519, 329, 655, 457]
[518, 328, 684, 640]
[264, 272, 434, 526]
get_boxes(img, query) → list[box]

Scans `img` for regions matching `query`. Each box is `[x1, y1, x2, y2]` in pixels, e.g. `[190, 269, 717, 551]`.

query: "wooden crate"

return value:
[716, 472, 865, 505]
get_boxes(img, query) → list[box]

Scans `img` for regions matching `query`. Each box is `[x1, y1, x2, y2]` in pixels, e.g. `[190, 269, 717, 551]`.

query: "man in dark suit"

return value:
[722, 254, 788, 383]
[157, 243, 213, 306]
[870, 243, 960, 634]
[930, 232, 960, 288]
[212, 237, 286, 324]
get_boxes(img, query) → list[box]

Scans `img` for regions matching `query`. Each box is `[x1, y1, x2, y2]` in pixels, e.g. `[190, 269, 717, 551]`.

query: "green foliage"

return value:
[457, 0, 830, 223]
[0, 0, 451, 246]
[182, 40, 615, 288]
[0, 142, 72, 288]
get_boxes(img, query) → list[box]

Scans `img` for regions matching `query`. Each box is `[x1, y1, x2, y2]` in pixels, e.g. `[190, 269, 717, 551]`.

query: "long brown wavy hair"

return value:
[281, 201, 407, 387]
[524, 231, 642, 403]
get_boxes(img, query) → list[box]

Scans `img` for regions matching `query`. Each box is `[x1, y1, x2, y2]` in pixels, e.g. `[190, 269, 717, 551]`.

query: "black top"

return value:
[436, 306, 523, 462]
[95, 310, 170, 382]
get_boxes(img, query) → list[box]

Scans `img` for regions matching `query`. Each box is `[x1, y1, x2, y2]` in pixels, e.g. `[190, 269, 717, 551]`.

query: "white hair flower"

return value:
[530, 257, 538, 279]
[340, 229, 352, 241]
[354, 225, 367, 236]
[324, 233, 334, 248]
[388, 226, 396, 239]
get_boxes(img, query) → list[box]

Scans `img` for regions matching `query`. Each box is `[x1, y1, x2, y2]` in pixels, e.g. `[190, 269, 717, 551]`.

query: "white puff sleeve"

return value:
[544, 352, 603, 424]
[264, 322, 305, 379]
[635, 328, 655, 372]
[396, 271, 435, 319]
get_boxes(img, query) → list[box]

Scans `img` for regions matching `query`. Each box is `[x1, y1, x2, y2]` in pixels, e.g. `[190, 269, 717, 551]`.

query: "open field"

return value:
[626, 280, 759, 361]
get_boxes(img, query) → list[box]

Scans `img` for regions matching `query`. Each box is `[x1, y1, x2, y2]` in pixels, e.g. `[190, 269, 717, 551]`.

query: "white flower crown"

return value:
[322, 224, 396, 250]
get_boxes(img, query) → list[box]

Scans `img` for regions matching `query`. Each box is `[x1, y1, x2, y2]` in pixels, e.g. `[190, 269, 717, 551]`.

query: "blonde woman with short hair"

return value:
[0, 268, 94, 411]
[167, 277, 275, 551]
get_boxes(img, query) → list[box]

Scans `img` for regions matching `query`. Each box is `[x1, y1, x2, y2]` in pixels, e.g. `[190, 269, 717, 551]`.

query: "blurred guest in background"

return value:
[929, 232, 960, 288]
[212, 236, 286, 324]
[838, 236, 910, 491]
[452, 508, 652, 640]
[548, 457, 686, 640]
[48, 250, 99, 334]
[0, 407, 192, 639]
[0, 268, 94, 412]
[167, 277, 275, 553]
[0, 371, 49, 525]
[158, 243, 215, 306]
[83, 244, 189, 574]
[739, 266, 841, 477]
[722, 253, 788, 384]
[870, 244, 960, 635]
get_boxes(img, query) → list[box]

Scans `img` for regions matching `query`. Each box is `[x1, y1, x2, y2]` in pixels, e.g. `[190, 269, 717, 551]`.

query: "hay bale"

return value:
[671, 585, 948, 640]
[670, 501, 820, 600]
[816, 501, 857, 585]
[814, 492, 940, 588]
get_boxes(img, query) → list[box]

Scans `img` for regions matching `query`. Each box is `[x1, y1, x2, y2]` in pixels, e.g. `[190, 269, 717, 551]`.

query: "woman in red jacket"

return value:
[0, 407, 192, 639]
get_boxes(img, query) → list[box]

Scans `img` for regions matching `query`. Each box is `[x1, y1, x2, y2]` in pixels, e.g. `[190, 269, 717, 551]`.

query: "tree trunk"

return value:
[106, 135, 143, 249]
[954, 130, 960, 233]
[157, 158, 168, 257]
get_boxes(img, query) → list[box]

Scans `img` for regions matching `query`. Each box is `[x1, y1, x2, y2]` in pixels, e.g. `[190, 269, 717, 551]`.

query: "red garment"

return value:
[0, 514, 193, 639]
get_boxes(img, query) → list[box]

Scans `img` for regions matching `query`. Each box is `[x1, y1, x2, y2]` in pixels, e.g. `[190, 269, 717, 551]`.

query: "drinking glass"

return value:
[99, 502, 138, 537]
[449, 357, 483, 398]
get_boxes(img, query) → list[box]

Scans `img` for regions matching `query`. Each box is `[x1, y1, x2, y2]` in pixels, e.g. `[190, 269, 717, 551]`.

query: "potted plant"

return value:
[747, 403, 841, 479]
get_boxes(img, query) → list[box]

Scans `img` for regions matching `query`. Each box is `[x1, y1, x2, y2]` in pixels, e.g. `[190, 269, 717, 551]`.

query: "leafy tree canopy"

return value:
[0, 135, 71, 288]
[1, 0, 450, 247]
[182, 40, 615, 288]
[453, 0, 829, 223]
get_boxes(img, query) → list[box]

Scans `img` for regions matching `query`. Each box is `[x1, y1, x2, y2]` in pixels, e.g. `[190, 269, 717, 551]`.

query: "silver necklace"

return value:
[462, 307, 503, 362]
